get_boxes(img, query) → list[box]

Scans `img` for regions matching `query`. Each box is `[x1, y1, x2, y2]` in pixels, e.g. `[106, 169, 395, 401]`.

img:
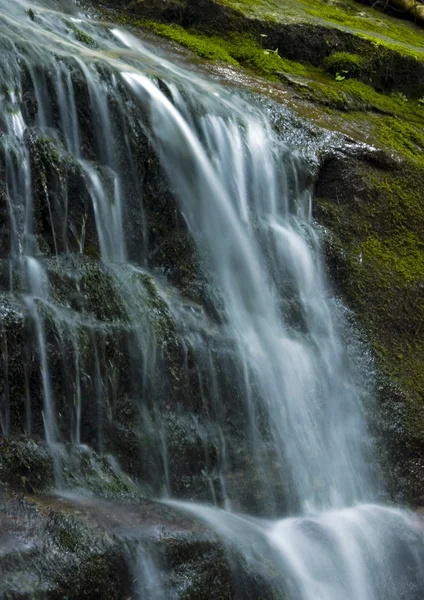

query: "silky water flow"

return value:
[0, 1, 423, 598]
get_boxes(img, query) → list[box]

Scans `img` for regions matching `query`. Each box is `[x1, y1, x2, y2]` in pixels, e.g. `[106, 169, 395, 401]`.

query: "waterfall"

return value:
[0, 0, 423, 598]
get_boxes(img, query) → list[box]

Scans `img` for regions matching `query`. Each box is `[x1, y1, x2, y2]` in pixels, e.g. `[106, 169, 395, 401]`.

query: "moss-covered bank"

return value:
[97, 0, 424, 95]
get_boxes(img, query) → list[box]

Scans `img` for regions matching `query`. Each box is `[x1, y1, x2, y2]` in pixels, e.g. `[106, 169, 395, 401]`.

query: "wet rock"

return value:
[0, 182, 10, 257]
[26, 130, 99, 257]
[0, 489, 282, 599]
[0, 489, 132, 599]
[0, 438, 54, 493]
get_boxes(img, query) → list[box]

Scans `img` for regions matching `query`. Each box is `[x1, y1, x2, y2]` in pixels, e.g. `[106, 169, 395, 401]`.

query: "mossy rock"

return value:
[314, 149, 424, 505]
[65, 20, 98, 47]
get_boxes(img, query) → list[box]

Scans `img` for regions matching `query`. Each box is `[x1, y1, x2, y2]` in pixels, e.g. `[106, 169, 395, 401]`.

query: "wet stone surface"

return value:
[0, 487, 250, 599]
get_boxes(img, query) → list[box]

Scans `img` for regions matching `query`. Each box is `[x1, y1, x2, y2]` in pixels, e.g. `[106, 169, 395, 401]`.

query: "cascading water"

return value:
[0, 0, 423, 598]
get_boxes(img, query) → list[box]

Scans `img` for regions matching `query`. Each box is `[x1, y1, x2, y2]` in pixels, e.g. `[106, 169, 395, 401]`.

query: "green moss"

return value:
[295, 73, 424, 163]
[136, 272, 178, 343]
[31, 136, 64, 181]
[374, 117, 424, 163]
[119, 17, 309, 78]
[323, 52, 365, 78]
[0, 438, 54, 492]
[358, 234, 424, 286]
[357, 32, 424, 60]
[304, 75, 424, 115]
[226, 33, 310, 77]
[26, 7, 36, 21]
[65, 21, 97, 47]
[144, 22, 238, 62]
[217, 0, 424, 49]
[331, 110, 424, 165]
[303, 0, 424, 50]
[56, 524, 80, 552]
[78, 262, 129, 323]
[116, 10, 424, 171]
[215, 0, 284, 21]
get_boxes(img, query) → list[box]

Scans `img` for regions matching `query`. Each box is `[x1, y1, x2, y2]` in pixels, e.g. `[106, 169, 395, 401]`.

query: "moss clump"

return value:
[340, 79, 410, 112]
[30, 135, 64, 185]
[61, 448, 136, 497]
[226, 33, 310, 77]
[296, 74, 424, 163]
[135, 271, 178, 343]
[26, 7, 36, 21]
[323, 52, 365, 78]
[303, 76, 424, 115]
[66, 21, 97, 48]
[373, 116, 424, 163]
